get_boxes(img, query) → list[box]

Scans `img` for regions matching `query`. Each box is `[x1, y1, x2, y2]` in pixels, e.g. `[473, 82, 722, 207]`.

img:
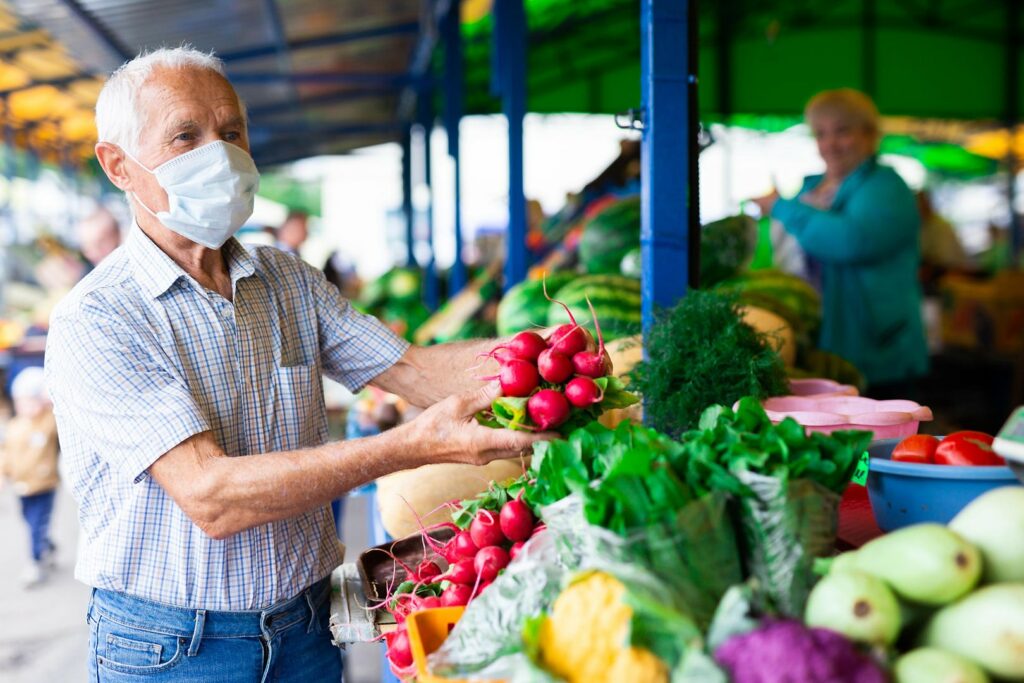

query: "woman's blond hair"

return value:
[805, 88, 881, 141]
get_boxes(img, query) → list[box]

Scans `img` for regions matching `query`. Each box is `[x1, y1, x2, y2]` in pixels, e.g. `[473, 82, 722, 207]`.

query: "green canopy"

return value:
[461, 0, 1019, 122]
[257, 174, 322, 217]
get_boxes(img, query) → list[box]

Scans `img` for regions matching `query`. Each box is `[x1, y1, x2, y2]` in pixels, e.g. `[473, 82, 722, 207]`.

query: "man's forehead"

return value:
[137, 68, 241, 116]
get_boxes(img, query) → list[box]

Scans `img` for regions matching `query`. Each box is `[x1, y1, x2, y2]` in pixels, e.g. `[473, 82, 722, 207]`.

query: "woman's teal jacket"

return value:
[772, 158, 928, 385]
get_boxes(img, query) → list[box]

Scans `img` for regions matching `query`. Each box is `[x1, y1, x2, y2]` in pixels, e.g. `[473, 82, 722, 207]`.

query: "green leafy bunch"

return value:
[628, 289, 790, 438]
[679, 397, 873, 496]
[526, 421, 695, 534]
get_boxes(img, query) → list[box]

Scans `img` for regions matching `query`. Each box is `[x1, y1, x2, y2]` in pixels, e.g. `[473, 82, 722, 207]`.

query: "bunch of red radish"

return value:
[487, 295, 613, 430]
[382, 495, 544, 676]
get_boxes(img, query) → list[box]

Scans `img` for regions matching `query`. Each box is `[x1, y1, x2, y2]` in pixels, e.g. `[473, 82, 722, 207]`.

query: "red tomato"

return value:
[892, 434, 940, 464]
[934, 431, 1004, 466]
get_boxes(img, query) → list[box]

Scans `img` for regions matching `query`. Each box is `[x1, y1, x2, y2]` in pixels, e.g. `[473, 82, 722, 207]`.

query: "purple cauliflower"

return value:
[714, 619, 887, 683]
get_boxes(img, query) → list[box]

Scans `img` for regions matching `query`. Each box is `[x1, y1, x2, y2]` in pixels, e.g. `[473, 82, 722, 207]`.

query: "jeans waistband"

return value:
[89, 576, 332, 640]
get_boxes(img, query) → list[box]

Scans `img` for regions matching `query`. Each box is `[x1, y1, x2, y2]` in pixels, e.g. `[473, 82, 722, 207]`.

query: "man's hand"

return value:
[407, 382, 555, 466]
[750, 190, 780, 217]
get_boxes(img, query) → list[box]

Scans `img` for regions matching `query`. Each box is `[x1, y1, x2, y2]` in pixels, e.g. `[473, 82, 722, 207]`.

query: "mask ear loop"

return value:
[119, 146, 163, 219]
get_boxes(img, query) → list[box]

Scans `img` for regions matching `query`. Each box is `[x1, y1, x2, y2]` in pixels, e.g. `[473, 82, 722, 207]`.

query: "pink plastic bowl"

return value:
[756, 395, 933, 439]
[788, 378, 859, 398]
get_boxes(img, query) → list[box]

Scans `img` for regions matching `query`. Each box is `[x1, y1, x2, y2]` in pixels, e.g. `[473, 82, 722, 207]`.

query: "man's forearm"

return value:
[187, 425, 424, 539]
[373, 338, 504, 407]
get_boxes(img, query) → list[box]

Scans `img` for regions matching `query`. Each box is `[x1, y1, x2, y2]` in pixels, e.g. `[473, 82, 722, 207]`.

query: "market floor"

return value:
[0, 486, 382, 682]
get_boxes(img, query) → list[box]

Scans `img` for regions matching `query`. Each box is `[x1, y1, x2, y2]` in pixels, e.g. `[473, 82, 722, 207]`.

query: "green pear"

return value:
[805, 569, 901, 645]
[894, 648, 989, 683]
[950, 486, 1024, 583]
[922, 584, 1024, 680]
[852, 524, 981, 605]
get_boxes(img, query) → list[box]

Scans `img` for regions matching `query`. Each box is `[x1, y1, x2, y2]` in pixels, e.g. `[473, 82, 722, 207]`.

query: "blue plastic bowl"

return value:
[867, 438, 1021, 531]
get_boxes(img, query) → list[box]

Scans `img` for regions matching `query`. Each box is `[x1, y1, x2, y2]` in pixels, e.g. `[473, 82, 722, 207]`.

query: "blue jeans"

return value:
[86, 576, 342, 682]
[19, 489, 56, 562]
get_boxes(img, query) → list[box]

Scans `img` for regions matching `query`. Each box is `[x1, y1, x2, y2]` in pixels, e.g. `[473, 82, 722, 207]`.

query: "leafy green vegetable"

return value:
[679, 397, 872, 495]
[628, 290, 790, 438]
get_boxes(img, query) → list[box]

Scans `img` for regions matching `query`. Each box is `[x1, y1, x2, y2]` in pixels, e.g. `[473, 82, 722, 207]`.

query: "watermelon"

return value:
[547, 275, 642, 342]
[700, 215, 757, 286]
[619, 247, 641, 279]
[714, 269, 821, 335]
[496, 272, 576, 336]
[579, 197, 641, 275]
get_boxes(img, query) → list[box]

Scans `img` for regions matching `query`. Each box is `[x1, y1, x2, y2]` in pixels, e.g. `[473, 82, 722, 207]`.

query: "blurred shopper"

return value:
[917, 191, 967, 290]
[45, 48, 546, 683]
[752, 89, 928, 394]
[275, 209, 309, 256]
[77, 207, 122, 267]
[0, 367, 59, 588]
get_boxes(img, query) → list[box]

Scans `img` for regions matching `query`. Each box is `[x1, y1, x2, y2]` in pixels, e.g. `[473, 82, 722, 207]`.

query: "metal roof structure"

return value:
[2, 0, 432, 167]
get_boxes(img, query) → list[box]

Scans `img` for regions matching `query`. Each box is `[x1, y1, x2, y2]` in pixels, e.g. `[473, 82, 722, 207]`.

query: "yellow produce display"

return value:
[538, 572, 668, 683]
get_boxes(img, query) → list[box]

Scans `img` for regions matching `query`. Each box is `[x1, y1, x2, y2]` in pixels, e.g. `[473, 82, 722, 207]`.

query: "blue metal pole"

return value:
[402, 128, 415, 267]
[494, 0, 528, 290]
[444, 0, 468, 295]
[419, 94, 439, 311]
[640, 0, 697, 342]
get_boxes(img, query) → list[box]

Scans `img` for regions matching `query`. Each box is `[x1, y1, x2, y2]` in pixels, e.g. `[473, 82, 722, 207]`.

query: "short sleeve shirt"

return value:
[45, 226, 409, 610]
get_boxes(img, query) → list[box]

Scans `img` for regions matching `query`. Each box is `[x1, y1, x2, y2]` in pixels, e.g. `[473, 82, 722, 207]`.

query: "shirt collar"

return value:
[127, 223, 258, 299]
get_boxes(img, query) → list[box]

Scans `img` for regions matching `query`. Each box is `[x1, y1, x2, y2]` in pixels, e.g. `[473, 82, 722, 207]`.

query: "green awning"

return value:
[460, 0, 1018, 122]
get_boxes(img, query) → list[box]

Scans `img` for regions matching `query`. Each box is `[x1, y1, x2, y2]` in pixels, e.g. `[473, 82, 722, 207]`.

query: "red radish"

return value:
[498, 358, 540, 397]
[571, 350, 610, 378]
[537, 348, 573, 384]
[387, 629, 414, 668]
[499, 497, 535, 542]
[542, 277, 589, 356]
[418, 596, 442, 610]
[441, 583, 473, 607]
[446, 558, 478, 585]
[570, 296, 611, 378]
[475, 580, 493, 595]
[509, 541, 525, 560]
[531, 523, 547, 537]
[547, 323, 588, 357]
[474, 546, 510, 582]
[565, 376, 603, 408]
[505, 331, 547, 361]
[469, 510, 506, 548]
[527, 389, 571, 429]
[416, 560, 442, 581]
[438, 538, 460, 564]
[454, 530, 478, 559]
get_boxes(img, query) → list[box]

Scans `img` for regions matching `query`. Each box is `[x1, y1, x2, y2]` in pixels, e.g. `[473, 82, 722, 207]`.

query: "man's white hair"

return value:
[95, 46, 246, 156]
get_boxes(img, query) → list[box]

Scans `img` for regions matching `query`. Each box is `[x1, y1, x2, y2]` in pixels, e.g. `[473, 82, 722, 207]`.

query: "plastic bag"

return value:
[734, 472, 841, 617]
[427, 531, 570, 679]
[543, 491, 742, 631]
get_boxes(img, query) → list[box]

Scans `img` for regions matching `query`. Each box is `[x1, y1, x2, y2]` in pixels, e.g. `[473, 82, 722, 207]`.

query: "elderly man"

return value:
[44, 48, 545, 682]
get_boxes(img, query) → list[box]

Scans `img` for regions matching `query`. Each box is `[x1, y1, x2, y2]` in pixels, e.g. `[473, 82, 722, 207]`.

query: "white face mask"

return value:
[124, 141, 260, 249]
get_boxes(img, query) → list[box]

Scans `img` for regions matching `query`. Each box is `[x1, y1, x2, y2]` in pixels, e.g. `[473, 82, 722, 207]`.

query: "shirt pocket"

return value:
[273, 363, 327, 447]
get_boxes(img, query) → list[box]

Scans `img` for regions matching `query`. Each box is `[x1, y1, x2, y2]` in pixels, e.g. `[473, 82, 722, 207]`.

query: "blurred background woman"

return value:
[752, 88, 928, 397]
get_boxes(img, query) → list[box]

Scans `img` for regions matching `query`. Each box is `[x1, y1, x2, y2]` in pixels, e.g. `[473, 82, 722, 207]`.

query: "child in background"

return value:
[0, 367, 59, 587]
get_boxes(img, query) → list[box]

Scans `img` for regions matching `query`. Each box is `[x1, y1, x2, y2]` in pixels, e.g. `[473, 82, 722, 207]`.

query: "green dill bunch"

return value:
[628, 289, 789, 437]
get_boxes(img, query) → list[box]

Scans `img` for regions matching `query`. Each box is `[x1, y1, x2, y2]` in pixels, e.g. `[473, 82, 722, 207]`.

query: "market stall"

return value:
[2, 1, 1023, 682]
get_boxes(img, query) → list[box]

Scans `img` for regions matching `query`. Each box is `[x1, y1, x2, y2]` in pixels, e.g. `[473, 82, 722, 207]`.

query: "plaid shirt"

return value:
[45, 225, 408, 610]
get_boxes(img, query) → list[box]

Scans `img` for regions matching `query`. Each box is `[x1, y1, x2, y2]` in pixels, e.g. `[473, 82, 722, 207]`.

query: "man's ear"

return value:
[95, 142, 132, 192]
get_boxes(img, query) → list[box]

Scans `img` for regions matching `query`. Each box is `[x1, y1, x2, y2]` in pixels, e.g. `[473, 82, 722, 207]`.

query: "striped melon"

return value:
[547, 275, 642, 342]
[579, 197, 641, 275]
[496, 272, 576, 336]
